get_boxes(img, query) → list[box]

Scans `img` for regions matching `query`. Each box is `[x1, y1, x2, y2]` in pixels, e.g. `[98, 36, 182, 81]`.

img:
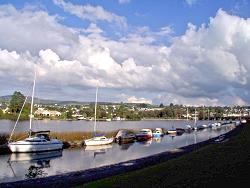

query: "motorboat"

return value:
[8, 131, 63, 153]
[152, 128, 164, 137]
[176, 128, 185, 135]
[167, 129, 177, 135]
[135, 129, 153, 140]
[115, 129, 135, 143]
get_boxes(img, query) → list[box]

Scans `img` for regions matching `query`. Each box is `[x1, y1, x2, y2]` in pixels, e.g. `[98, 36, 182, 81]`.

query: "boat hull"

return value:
[8, 140, 63, 153]
[153, 133, 164, 137]
[84, 138, 113, 146]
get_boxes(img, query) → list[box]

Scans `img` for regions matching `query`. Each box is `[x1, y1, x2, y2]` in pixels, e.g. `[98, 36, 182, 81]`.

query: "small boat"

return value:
[84, 134, 113, 146]
[152, 128, 164, 137]
[8, 71, 63, 153]
[176, 128, 185, 135]
[241, 119, 247, 124]
[83, 87, 113, 146]
[136, 129, 153, 140]
[115, 130, 135, 143]
[167, 128, 177, 135]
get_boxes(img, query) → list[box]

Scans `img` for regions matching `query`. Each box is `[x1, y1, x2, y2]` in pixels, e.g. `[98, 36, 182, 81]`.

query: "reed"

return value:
[50, 131, 118, 142]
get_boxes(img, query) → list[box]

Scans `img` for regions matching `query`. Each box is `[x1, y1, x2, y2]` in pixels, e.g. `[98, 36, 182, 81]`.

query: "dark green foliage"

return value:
[9, 91, 25, 114]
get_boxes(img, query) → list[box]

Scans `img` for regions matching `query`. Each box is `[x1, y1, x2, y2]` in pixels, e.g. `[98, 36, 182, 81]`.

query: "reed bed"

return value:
[50, 131, 118, 142]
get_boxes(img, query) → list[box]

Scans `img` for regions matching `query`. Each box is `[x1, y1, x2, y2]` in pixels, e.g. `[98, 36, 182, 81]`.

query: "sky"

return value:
[0, 0, 250, 106]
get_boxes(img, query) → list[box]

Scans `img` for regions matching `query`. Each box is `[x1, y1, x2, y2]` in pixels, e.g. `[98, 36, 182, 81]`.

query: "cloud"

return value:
[119, 94, 152, 104]
[185, 0, 199, 6]
[0, 4, 78, 56]
[1, 5, 250, 106]
[53, 0, 127, 28]
[118, 0, 131, 4]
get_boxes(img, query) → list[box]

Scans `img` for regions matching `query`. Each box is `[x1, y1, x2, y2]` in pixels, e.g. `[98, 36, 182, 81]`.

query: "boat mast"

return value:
[186, 107, 188, 121]
[94, 86, 98, 135]
[194, 108, 197, 127]
[29, 71, 36, 137]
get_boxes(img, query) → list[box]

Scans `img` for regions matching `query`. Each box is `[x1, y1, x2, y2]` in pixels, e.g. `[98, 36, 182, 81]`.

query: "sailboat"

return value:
[8, 71, 63, 153]
[83, 87, 113, 146]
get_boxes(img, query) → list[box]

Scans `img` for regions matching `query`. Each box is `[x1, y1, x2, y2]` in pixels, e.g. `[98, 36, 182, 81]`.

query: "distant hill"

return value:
[0, 95, 151, 106]
[0, 95, 12, 102]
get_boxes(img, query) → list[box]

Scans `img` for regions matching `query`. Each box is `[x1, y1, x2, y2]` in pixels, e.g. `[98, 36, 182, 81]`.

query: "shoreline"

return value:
[0, 123, 242, 187]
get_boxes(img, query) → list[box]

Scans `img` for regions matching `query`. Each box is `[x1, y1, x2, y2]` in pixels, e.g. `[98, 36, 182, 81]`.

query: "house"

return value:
[34, 108, 61, 117]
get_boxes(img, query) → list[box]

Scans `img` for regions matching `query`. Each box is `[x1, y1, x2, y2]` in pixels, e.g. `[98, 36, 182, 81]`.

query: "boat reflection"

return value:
[8, 150, 63, 163]
[153, 136, 163, 143]
[83, 144, 113, 158]
[118, 142, 134, 150]
[7, 150, 63, 179]
[137, 138, 152, 147]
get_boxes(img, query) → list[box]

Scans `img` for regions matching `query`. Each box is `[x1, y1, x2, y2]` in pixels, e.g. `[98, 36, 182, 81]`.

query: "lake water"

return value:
[0, 119, 217, 133]
[0, 120, 236, 183]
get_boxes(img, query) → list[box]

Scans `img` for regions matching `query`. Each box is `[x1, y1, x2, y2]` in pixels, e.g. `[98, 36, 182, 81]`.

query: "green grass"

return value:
[77, 123, 250, 188]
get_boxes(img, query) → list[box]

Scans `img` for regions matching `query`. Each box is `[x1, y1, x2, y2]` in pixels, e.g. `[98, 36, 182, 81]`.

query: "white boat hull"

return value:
[84, 138, 113, 146]
[8, 139, 63, 153]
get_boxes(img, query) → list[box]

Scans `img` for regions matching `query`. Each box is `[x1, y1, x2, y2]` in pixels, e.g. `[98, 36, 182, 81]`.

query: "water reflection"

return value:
[153, 137, 163, 143]
[137, 138, 153, 147]
[0, 123, 237, 184]
[118, 142, 134, 150]
[7, 150, 62, 180]
[83, 145, 113, 158]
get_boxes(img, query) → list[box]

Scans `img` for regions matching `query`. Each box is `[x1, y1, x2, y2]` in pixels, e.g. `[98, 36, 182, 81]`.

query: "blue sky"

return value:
[7, 0, 250, 35]
[0, 0, 250, 106]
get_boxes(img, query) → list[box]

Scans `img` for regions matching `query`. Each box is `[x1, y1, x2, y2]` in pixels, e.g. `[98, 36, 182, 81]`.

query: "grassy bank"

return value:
[77, 123, 250, 188]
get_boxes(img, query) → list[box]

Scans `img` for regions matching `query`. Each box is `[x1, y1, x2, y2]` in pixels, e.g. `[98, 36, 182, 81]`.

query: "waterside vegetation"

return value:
[1, 91, 250, 122]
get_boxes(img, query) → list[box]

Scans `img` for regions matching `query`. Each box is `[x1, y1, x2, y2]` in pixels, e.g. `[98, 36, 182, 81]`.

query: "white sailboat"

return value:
[8, 71, 63, 153]
[83, 87, 113, 146]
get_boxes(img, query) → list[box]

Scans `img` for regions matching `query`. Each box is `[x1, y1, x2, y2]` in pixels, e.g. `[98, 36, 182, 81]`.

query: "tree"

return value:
[9, 91, 25, 114]
[66, 109, 73, 119]
[159, 103, 164, 108]
[0, 109, 3, 118]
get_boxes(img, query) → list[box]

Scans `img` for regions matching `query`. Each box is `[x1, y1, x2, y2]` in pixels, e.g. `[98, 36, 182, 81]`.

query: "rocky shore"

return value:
[0, 123, 243, 188]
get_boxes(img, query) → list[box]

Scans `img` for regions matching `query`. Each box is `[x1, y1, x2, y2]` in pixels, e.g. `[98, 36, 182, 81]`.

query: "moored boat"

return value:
[152, 128, 164, 137]
[84, 134, 113, 146]
[83, 87, 113, 146]
[115, 130, 135, 143]
[136, 129, 153, 140]
[8, 131, 63, 153]
[8, 71, 63, 153]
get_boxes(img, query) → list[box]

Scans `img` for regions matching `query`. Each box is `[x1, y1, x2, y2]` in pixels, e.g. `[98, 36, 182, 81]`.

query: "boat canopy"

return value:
[94, 133, 105, 137]
[31, 130, 51, 135]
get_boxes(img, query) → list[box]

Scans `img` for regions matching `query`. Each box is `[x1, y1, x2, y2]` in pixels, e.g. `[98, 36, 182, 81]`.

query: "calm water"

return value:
[0, 119, 216, 133]
[0, 120, 236, 183]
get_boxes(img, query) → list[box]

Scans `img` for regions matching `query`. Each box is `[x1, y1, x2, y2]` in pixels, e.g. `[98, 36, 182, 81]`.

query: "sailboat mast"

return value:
[186, 107, 188, 121]
[29, 71, 36, 136]
[194, 108, 197, 127]
[94, 87, 98, 134]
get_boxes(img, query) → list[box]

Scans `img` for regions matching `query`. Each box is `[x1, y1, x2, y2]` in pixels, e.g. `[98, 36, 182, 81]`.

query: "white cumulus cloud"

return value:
[0, 5, 250, 106]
